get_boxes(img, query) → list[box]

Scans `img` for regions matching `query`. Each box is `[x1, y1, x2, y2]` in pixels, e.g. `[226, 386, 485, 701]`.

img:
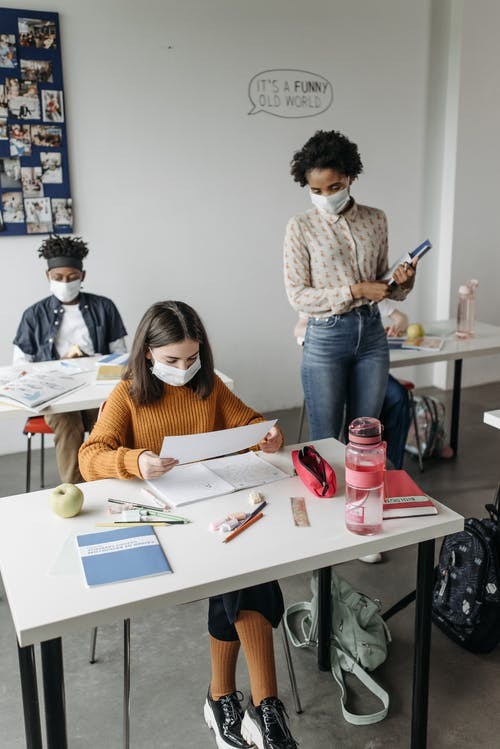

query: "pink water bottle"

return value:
[345, 417, 386, 535]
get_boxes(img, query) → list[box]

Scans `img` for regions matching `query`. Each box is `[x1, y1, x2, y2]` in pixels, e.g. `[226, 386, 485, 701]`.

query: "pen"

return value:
[140, 509, 190, 523]
[96, 520, 171, 528]
[236, 500, 267, 529]
[222, 512, 264, 543]
[107, 497, 173, 513]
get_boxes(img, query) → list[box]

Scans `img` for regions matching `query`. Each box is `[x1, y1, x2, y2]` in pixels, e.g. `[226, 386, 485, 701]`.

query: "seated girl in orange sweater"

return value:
[79, 300, 297, 749]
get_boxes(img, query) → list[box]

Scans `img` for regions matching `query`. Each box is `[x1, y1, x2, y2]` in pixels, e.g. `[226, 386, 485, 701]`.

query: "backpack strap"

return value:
[283, 601, 318, 648]
[330, 645, 389, 725]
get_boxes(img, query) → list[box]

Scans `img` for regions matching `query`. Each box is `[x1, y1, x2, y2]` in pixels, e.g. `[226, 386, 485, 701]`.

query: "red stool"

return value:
[23, 416, 54, 493]
[398, 379, 424, 472]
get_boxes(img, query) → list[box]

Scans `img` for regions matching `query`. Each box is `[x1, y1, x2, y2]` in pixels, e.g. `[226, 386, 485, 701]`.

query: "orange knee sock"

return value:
[234, 609, 278, 706]
[209, 635, 241, 701]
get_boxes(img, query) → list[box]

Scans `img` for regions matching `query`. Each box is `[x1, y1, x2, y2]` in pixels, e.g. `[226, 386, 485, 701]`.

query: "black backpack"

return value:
[432, 486, 500, 653]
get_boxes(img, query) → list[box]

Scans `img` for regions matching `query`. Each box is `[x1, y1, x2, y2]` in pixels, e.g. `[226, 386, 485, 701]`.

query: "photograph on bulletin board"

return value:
[0, 8, 72, 235]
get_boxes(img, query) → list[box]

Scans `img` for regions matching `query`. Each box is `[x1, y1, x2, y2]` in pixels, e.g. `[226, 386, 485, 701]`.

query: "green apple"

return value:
[49, 483, 84, 518]
[406, 322, 425, 339]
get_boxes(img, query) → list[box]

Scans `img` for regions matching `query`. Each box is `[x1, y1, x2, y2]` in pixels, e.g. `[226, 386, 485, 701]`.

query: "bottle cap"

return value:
[459, 285, 471, 295]
[348, 417, 383, 445]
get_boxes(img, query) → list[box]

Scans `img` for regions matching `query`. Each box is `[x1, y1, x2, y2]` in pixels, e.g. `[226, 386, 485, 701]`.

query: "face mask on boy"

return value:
[149, 352, 201, 387]
[50, 278, 81, 303]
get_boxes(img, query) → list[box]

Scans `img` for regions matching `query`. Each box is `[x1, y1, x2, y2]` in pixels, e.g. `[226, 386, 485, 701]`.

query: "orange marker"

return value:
[222, 512, 264, 543]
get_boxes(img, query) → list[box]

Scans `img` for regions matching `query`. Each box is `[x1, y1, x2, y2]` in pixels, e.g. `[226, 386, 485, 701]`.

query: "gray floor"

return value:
[2, 382, 500, 748]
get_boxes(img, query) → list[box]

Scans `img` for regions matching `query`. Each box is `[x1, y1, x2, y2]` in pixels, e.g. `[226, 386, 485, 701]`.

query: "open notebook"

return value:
[146, 452, 290, 507]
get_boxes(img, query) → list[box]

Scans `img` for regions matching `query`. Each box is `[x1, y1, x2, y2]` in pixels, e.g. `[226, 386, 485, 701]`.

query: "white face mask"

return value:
[310, 185, 350, 215]
[150, 353, 201, 387]
[50, 278, 81, 303]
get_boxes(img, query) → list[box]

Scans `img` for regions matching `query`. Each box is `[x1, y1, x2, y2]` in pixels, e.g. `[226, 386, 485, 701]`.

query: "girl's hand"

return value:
[351, 281, 390, 302]
[392, 262, 416, 289]
[259, 425, 284, 453]
[138, 451, 178, 479]
[385, 309, 408, 337]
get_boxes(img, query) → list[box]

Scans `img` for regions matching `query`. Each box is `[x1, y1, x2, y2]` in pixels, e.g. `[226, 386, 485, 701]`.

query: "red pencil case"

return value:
[292, 445, 337, 498]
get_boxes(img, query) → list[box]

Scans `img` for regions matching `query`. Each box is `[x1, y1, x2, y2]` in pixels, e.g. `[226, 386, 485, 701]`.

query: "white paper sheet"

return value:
[146, 451, 289, 507]
[159, 419, 277, 464]
[205, 452, 289, 490]
[147, 462, 235, 506]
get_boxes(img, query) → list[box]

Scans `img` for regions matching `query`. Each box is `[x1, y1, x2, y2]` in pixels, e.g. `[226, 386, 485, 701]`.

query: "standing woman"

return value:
[284, 130, 415, 441]
[79, 301, 297, 749]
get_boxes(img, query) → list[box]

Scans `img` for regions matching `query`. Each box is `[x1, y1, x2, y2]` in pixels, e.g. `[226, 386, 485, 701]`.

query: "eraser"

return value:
[249, 491, 264, 505]
[220, 518, 240, 533]
[209, 517, 226, 532]
[228, 512, 247, 521]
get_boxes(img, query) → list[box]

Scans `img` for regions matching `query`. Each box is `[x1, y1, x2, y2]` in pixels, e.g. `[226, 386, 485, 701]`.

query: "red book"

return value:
[383, 470, 438, 519]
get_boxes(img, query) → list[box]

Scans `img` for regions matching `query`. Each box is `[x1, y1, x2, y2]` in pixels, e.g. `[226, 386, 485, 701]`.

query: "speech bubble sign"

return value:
[248, 69, 333, 118]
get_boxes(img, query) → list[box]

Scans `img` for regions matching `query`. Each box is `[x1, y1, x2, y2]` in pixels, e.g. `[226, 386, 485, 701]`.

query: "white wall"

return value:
[3, 0, 499, 454]
[450, 0, 500, 386]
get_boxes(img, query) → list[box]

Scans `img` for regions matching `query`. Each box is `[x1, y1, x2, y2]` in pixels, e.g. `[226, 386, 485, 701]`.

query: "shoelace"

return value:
[260, 700, 298, 746]
[220, 691, 244, 725]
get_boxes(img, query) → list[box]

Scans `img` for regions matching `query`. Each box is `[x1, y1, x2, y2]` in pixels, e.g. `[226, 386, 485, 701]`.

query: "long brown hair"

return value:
[125, 301, 215, 405]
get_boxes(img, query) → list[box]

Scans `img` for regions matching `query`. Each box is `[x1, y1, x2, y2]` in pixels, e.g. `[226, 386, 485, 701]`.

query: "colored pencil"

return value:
[222, 512, 264, 543]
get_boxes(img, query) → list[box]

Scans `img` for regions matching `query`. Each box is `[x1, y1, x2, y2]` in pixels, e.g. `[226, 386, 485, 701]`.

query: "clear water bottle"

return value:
[345, 417, 386, 535]
[456, 279, 479, 339]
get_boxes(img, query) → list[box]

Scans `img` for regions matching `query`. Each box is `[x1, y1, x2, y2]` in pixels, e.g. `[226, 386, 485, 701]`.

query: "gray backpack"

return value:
[284, 569, 391, 725]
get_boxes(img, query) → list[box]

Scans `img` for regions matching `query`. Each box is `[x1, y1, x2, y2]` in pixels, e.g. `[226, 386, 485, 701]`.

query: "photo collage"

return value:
[0, 10, 72, 235]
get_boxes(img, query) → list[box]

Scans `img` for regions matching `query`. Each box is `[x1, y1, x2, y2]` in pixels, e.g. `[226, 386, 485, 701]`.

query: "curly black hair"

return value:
[37, 235, 89, 260]
[290, 130, 363, 186]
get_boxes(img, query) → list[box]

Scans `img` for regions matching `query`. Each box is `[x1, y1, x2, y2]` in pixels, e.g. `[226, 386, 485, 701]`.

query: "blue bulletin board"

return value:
[0, 8, 72, 235]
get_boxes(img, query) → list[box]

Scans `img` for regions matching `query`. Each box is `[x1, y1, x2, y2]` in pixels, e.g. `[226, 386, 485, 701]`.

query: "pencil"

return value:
[222, 512, 264, 543]
[96, 520, 173, 528]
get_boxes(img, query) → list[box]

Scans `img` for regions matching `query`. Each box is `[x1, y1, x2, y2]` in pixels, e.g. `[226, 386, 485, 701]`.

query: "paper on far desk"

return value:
[159, 420, 277, 464]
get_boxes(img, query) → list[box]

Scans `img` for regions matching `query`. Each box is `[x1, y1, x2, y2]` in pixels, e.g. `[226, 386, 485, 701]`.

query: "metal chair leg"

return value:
[26, 432, 32, 493]
[409, 392, 424, 472]
[123, 619, 131, 749]
[280, 620, 303, 714]
[297, 399, 306, 443]
[40, 433, 45, 488]
[88, 627, 98, 664]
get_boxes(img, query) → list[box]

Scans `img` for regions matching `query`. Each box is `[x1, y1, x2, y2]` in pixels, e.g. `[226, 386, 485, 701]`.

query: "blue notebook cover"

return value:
[76, 526, 172, 586]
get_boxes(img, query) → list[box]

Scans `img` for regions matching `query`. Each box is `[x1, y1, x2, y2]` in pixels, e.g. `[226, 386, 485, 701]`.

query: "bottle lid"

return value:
[348, 417, 382, 445]
[459, 285, 471, 295]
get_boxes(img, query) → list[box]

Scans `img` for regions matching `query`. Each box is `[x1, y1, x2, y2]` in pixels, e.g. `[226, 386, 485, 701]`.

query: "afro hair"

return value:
[37, 235, 89, 260]
[290, 130, 363, 186]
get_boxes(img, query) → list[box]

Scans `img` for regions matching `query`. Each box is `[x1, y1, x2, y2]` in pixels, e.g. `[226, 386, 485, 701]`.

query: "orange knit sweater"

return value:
[78, 376, 264, 481]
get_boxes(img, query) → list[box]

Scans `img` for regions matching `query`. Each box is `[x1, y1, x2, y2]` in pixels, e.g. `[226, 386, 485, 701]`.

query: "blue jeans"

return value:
[380, 374, 411, 469]
[302, 305, 389, 440]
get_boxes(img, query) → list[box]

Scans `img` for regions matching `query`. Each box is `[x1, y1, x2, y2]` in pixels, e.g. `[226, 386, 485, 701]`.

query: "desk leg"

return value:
[41, 637, 68, 749]
[411, 539, 435, 749]
[317, 566, 331, 672]
[450, 359, 462, 456]
[17, 643, 43, 749]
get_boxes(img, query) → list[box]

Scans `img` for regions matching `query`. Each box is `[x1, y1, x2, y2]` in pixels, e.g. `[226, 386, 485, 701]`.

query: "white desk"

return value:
[390, 320, 500, 454]
[0, 438, 463, 749]
[484, 409, 500, 430]
[0, 360, 234, 417]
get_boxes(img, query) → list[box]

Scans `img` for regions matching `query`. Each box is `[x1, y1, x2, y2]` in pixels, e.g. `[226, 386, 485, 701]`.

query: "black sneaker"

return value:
[241, 697, 298, 749]
[204, 689, 252, 749]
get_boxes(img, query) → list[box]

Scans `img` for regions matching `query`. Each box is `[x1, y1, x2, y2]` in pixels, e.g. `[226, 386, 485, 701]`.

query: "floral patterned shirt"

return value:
[283, 200, 408, 317]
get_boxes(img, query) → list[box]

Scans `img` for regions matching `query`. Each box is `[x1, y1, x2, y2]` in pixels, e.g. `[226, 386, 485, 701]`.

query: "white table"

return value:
[484, 410, 500, 430]
[0, 438, 463, 749]
[390, 320, 500, 454]
[0, 359, 234, 417]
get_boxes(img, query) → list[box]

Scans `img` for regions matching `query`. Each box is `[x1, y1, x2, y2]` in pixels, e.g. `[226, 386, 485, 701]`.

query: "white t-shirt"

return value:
[12, 303, 126, 363]
[54, 303, 95, 358]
